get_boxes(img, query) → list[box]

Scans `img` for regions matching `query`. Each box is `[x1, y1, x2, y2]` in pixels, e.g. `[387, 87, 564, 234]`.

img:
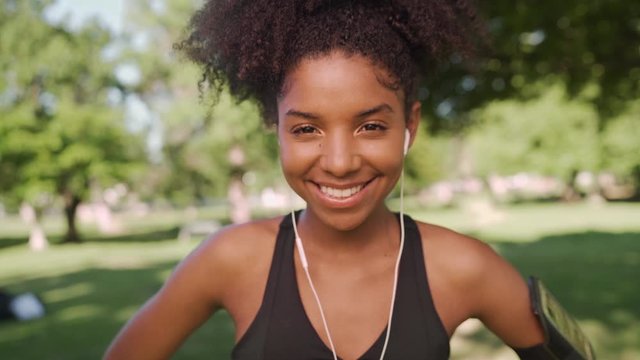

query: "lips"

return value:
[311, 179, 374, 208]
[319, 184, 364, 199]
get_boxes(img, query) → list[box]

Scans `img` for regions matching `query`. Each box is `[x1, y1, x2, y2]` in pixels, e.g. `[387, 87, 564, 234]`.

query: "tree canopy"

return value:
[2, 0, 638, 245]
[423, 0, 640, 132]
[0, 0, 145, 243]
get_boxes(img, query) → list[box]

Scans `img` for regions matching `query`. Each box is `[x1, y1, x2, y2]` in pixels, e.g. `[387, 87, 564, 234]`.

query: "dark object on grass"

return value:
[0, 289, 13, 320]
[0, 289, 46, 322]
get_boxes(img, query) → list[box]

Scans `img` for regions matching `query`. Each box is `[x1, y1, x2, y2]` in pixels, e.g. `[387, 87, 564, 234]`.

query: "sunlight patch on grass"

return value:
[115, 305, 141, 322]
[43, 283, 94, 303]
[156, 268, 174, 282]
[580, 319, 640, 359]
[411, 202, 640, 243]
[609, 309, 637, 327]
[96, 255, 149, 269]
[450, 319, 518, 360]
[56, 304, 103, 322]
[0, 241, 195, 284]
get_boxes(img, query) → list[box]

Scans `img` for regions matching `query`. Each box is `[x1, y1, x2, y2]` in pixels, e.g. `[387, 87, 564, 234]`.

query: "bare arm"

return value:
[103, 232, 234, 360]
[468, 241, 544, 348]
[422, 224, 544, 349]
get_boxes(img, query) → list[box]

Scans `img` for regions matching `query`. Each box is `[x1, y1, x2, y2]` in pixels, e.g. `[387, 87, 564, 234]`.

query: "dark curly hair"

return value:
[177, 0, 482, 125]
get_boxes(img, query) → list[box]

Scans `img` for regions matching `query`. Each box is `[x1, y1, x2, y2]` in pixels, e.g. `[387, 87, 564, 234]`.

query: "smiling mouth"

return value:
[317, 180, 372, 200]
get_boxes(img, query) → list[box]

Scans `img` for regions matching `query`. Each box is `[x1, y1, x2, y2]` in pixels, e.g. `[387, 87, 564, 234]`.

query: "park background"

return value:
[1, 0, 639, 359]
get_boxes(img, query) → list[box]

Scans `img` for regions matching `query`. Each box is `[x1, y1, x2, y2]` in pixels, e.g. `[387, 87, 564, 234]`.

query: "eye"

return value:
[291, 124, 319, 135]
[360, 122, 388, 132]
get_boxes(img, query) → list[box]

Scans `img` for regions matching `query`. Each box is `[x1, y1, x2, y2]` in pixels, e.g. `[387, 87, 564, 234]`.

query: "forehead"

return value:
[278, 51, 404, 115]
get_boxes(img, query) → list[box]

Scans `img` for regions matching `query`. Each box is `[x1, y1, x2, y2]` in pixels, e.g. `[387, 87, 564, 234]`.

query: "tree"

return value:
[106, 0, 640, 207]
[467, 83, 601, 199]
[0, 1, 145, 246]
[601, 101, 640, 191]
[403, 126, 455, 191]
[120, 0, 279, 221]
[422, 1, 640, 132]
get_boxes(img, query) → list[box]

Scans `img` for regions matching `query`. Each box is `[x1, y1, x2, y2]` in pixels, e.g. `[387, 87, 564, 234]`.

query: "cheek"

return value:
[278, 153, 298, 192]
[362, 143, 404, 172]
[279, 150, 296, 178]
[279, 142, 316, 177]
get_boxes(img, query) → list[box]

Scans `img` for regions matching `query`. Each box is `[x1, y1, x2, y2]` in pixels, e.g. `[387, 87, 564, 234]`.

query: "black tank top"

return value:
[232, 213, 450, 359]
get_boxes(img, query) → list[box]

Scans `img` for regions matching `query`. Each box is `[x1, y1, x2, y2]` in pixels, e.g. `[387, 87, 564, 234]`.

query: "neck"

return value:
[295, 206, 400, 257]
[291, 204, 406, 360]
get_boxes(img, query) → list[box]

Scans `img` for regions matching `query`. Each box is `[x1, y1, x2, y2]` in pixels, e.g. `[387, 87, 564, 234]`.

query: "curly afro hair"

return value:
[177, 0, 482, 125]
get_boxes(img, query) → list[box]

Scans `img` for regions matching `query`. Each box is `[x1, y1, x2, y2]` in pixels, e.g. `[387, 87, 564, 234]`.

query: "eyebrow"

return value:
[355, 104, 394, 118]
[285, 103, 394, 120]
[285, 109, 320, 120]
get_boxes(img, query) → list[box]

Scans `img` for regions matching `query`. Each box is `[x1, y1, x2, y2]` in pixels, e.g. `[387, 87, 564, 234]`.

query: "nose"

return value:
[319, 133, 361, 177]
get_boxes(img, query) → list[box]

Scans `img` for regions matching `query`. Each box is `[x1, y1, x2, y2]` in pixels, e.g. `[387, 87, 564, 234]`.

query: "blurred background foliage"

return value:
[0, 0, 639, 358]
[1, 0, 639, 245]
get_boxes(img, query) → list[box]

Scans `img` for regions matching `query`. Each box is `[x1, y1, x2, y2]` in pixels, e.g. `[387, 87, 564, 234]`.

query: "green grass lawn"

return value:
[0, 202, 638, 359]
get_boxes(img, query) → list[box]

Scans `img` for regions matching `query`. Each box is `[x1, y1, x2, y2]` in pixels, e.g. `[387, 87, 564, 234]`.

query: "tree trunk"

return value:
[63, 192, 82, 243]
[19, 203, 49, 252]
[561, 170, 581, 202]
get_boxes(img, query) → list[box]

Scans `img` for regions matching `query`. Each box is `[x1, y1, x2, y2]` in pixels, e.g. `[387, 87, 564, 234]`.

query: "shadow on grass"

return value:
[82, 227, 181, 244]
[455, 231, 640, 358]
[0, 261, 234, 360]
[0, 234, 68, 251]
[0, 236, 28, 250]
[497, 231, 640, 322]
[0, 227, 182, 251]
[2, 231, 637, 360]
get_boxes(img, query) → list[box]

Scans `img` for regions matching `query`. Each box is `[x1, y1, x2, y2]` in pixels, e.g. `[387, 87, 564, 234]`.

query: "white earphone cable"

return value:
[291, 169, 405, 360]
[378, 165, 405, 359]
[292, 214, 339, 360]
[291, 130, 408, 360]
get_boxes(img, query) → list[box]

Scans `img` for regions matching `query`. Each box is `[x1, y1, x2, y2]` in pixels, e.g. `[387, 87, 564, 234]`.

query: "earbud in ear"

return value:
[403, 129, 410, 156]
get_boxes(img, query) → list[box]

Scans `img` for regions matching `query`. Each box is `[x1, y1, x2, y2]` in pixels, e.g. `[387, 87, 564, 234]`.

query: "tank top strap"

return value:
[400, 214, 450, 357]
[231, 213, 295, 359]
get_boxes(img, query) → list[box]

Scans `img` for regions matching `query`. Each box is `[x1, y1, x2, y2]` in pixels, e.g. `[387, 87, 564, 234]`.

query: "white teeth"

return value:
[320, 184, 364, 199]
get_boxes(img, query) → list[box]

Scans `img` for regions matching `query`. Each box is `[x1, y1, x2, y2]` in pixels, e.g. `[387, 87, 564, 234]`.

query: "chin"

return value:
[308, 205, 377, 232]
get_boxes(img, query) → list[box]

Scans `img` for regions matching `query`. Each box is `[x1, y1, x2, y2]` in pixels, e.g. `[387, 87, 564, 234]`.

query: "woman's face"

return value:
[277, 51, 420, 231]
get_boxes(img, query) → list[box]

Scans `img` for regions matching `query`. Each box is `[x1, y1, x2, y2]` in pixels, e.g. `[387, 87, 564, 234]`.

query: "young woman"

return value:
[105, 1, 552, 359]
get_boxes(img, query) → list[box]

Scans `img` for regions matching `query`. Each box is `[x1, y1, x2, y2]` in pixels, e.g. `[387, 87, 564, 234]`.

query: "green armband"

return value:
[527, 276, 595, 360]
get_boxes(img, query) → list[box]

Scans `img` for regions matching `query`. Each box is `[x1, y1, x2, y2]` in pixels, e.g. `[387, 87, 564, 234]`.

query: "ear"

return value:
[406, 101, 421, 150]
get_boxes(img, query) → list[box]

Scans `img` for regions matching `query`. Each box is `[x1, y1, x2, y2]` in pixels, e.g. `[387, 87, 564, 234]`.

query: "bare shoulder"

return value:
[177, 215, 283, 308]
[414, 221, 500, 287]
[197, 215, 282, 267]
[413, 220, 543, 347]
